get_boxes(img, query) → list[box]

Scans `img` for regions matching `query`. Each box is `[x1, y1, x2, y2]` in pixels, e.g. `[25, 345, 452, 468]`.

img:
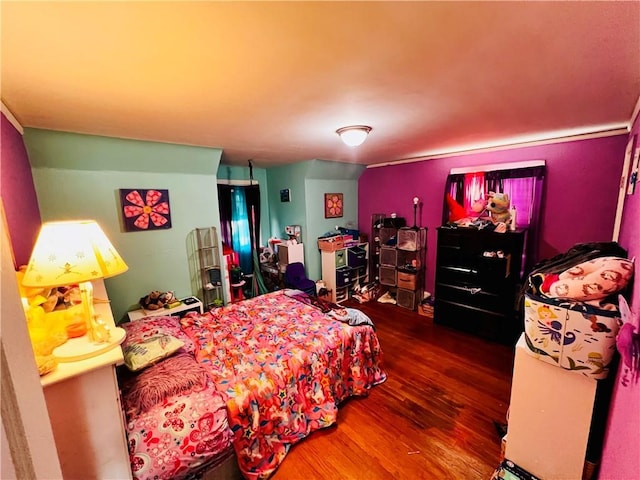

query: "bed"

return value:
[119, 289, 387, 479]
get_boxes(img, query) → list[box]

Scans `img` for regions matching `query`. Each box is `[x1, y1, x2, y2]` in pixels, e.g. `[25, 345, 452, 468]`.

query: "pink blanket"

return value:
[180, 291, 387, 479]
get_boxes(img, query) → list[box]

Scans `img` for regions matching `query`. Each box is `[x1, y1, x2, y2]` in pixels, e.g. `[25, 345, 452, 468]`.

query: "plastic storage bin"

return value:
[522, 292, 621, 379]
[347, 246, 367, 269]
[335, 266, 353, 288]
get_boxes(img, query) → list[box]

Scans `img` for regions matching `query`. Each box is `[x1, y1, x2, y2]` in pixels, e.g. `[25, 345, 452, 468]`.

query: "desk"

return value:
[260, 262, 285, 291]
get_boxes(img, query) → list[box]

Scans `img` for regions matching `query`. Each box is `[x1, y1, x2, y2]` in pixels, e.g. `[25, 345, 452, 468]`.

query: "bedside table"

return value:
[41, 279, 132, 480]
[127, 296, 204, 321]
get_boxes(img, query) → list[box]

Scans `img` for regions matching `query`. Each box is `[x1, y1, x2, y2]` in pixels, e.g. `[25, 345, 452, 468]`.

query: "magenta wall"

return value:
[599, 114, 640, 479]
[359, 134, 628, 295]
[0, 113, 41, 266]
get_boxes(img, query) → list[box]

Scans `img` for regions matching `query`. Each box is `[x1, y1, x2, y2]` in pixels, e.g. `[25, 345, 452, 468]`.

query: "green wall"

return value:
[266, 161, 310, 244]
[23, 128, 365, 314]
[265, 160, 364, 280]
[24, 129, 223, 322]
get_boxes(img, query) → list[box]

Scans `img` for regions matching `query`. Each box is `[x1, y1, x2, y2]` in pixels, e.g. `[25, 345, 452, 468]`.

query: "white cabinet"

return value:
[505, 334, 597, 479]
[41, 280, 131, 480]
[321, 243, 369, 303]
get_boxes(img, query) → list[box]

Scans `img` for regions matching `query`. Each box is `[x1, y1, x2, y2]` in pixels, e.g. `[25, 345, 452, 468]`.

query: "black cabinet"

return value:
[434, 226, 526, 344]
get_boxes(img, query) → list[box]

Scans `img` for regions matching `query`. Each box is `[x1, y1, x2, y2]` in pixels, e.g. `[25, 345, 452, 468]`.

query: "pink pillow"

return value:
[122, 315, 196, 354]
[121, 353, 209, 416]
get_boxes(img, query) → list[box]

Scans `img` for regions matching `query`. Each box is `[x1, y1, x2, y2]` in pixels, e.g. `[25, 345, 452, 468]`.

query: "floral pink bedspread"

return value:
[180, 291, 387, 479]
[126, 381, 233, 480]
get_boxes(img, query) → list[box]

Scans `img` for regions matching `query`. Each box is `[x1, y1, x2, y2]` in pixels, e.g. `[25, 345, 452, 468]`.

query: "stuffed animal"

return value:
[445, 193, 468, 222]
[486, 192, 511, 225]
[140, 290, 176, 310]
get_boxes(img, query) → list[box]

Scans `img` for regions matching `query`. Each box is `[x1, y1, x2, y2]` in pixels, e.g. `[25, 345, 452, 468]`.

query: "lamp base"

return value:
[53, 327, 126, 362]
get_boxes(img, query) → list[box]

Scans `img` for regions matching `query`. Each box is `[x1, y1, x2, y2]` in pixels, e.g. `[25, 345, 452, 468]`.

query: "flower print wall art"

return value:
[120, 189, 172, 232]
[324, 193, 343, 218]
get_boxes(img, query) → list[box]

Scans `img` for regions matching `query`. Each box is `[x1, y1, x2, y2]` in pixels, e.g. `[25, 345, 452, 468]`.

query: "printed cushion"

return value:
[123, 334, 184, 371]
[121, 352, 210, 416]
[535, 256, 633, 305]
[122, 315, 196, 354]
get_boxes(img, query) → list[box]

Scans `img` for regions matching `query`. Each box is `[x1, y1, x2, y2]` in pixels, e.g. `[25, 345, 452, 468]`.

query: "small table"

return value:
[127, 297, 203, 321]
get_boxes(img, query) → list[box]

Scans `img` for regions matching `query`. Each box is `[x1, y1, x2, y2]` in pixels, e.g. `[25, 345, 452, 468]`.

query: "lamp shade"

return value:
[21, 220, 128, 288]
[336, 125, 372, 147]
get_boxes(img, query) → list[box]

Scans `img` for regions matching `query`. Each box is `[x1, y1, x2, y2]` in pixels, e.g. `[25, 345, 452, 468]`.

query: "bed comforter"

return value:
[179, 290, 387, 479]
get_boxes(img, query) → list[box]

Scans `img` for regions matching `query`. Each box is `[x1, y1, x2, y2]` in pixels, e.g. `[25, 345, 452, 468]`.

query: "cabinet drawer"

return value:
[380, 247, 397, 266]
[436, 265, 512, 292]
[379, 266, 396, 286]
[335, 266, 353, 287]
[434, 299, 505, 341]
[335, 249, 347, 267]
[435, 282, 507, 313]
[397, 271, 418, 290]
[347, 246, 367, 268]
[437, 264, 480, 284]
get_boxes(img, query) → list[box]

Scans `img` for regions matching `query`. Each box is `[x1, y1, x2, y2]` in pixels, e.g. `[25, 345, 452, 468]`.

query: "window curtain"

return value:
[443, 165, 545, 275]
[217, 184, 261, 276]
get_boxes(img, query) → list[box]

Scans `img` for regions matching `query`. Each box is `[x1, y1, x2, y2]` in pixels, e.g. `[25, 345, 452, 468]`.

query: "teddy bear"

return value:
[140, 290, 176, 310]
[486, 192, 511, 225]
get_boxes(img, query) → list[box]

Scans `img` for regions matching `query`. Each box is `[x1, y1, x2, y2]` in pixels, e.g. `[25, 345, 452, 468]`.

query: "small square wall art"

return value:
[324, 193, 343, 218]
[120, 188, 172, 232]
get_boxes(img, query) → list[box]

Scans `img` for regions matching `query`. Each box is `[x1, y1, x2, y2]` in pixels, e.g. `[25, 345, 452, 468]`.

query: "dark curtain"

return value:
[217, 184, 262, 276]
[217, 185, 233, 247]
[244, 185, 261, 253]
[442, 174, 465, 224]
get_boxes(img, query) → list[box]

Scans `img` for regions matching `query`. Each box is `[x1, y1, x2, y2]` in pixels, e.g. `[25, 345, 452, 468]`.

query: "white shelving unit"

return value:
[194, 227, 223, 309]
[320, 242, 369, 303]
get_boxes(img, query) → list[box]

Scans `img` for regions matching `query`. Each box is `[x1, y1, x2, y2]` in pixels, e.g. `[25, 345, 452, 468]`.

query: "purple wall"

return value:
[600, 113, 640, 479]
[0, 113, 41, 266]
[359, 134, 628, 295]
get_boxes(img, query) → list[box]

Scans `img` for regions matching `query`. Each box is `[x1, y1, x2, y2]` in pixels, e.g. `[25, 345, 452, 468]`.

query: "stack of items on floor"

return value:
[494, 242, 636, 480]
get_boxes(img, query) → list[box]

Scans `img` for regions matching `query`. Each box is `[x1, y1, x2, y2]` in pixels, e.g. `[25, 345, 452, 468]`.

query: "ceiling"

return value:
[2, 2, 639, 168]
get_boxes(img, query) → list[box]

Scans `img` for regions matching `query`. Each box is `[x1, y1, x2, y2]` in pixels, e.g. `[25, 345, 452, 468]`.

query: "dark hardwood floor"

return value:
[272, 301, 516, 480]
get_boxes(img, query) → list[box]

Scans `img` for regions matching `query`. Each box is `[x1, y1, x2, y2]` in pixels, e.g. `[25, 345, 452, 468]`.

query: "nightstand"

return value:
[127, 296, 203, 321]
[40, 279, 132, 480]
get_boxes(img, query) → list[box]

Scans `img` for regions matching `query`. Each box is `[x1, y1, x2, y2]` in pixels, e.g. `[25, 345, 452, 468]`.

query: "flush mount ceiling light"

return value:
[336, 125, 372, 147]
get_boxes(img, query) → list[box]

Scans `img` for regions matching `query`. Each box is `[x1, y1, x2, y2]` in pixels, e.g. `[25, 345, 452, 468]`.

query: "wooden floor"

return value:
[272, 301, 516, 480]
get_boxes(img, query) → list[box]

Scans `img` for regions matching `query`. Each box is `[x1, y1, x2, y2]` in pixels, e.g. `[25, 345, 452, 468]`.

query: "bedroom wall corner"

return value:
[23, 129, 223, 322]
[266, 161, 310, 258]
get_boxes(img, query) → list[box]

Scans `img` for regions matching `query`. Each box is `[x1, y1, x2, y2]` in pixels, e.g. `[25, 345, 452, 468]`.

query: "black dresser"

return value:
[434, 226, 527, 344]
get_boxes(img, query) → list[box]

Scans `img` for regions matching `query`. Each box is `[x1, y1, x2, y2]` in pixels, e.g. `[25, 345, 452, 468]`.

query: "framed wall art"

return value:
[324, 193, 343, 218]
[120, 188, 172, 232]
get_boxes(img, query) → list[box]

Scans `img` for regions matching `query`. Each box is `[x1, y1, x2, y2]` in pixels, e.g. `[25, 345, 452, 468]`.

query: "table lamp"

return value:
[21, 220, 129, 362]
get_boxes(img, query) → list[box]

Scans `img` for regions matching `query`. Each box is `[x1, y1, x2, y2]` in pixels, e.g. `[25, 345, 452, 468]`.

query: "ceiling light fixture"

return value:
[336, 125, 372, 147]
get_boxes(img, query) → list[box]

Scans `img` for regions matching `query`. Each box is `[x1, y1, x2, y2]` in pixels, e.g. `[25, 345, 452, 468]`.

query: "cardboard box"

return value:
[317, 235, 344, 252]
[397, 271, 418, 290]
